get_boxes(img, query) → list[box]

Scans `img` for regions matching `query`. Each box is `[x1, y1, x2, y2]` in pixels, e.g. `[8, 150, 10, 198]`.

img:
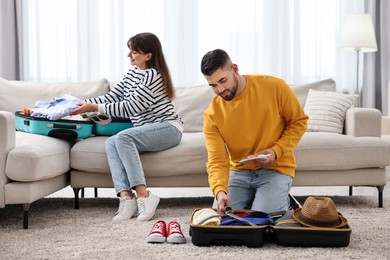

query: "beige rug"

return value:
[1, 190, 390, 260]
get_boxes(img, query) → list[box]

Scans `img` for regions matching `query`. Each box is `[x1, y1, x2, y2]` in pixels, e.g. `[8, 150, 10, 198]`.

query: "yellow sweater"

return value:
[203, 75, 308, 197]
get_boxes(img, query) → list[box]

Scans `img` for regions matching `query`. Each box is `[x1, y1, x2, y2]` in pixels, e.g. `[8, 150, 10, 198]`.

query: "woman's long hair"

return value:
[128, 33, 175, 100]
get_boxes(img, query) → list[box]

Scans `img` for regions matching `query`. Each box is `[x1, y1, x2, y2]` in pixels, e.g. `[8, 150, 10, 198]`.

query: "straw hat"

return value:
[192, 208, 221, 226]
[293, 196, 348, 228]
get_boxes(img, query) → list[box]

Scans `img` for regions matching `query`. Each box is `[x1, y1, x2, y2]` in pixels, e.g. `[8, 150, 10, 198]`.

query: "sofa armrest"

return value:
[0, 110, 15, 207]
[345, 108, 382, 137]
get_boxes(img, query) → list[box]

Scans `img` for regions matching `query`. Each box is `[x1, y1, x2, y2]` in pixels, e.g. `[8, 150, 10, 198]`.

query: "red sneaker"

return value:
[146, 220, 166, 243]
[167, 221, 186, 244]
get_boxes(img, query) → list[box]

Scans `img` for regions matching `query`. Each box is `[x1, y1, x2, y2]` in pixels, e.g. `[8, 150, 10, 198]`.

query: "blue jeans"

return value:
[228, 168, 292, 213]
[106, 121, 182, 196]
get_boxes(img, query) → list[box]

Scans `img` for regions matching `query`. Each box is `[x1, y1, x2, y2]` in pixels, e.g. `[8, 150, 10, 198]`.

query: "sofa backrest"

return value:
[290, 78, 336, 107]
[0, 77, 110, 113]
[173, 84, 214, 133]
[0, 76, 336, 133]
[173, 78, 336, 133]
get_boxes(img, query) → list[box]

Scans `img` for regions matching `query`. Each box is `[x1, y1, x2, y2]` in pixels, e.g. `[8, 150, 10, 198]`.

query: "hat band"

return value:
[196, 214, 221, 225]
[298, 212, 341, 227]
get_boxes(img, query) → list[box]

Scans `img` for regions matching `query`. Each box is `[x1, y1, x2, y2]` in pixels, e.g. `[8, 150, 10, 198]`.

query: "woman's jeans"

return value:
[228, 168, 292, 213]
[106, 121, 182, 196]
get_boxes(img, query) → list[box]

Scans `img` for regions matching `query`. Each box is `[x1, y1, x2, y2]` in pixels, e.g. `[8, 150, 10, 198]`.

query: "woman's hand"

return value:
[71, 102, 98, 115]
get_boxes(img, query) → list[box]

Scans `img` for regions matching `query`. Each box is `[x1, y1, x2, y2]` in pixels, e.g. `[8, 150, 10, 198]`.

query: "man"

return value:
[201, 49, 308, 214]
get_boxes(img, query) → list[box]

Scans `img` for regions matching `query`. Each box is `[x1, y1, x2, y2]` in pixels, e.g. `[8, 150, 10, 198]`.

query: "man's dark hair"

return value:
[200, 49, 231, 76]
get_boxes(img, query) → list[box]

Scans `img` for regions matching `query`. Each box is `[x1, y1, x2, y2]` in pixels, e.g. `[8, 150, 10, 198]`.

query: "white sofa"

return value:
[381, 81, 390, 161]
[1, 77, 389, 229]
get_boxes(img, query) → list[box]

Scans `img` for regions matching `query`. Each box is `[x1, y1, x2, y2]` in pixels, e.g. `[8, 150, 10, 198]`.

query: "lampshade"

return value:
[340, 13, 377, 52]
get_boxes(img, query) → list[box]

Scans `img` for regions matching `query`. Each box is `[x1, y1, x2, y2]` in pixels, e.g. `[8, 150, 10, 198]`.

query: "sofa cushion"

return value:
[5, 132, 71, 182]
[290, 78, 336, 107]
[70, 136, 109, 173]
[173, 85, 214, 133]
[304, 89, 357, 134]
[0, 77, 110, 113]
[70, 133, 207, 177]
[295, 132, 390, 171]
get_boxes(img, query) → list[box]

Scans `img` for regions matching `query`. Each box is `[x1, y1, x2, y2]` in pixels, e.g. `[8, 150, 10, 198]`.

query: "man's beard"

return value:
[219, 75, 238, 101]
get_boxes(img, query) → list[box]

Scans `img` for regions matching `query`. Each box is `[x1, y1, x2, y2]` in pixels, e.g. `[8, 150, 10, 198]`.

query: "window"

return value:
[23, 0, 364, 92]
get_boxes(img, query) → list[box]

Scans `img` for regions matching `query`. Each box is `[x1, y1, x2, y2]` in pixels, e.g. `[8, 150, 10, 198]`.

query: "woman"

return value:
[72, 32, 183, 221]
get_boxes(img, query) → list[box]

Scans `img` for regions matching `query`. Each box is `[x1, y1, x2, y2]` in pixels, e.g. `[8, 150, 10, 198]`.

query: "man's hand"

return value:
[71, 103, 98, 115]
[249, 148, 276, 167]
[216, 191, 230, 214]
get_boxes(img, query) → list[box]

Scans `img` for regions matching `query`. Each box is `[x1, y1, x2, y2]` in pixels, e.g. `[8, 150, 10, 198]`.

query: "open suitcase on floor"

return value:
[15, 111, 93, 139]
[190, 196, 351, 248]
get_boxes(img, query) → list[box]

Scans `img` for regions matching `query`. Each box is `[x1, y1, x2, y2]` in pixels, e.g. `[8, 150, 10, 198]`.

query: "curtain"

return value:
[18, 0, 364, 89]
[0, 0, 24, 80]
[3, 0, 376, 97]
[364, 0, 390, 114]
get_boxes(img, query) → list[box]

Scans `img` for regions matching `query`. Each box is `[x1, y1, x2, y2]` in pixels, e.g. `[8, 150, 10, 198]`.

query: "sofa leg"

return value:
[80, 188, 98, 198]
[349, 186, 353, 196]
[377, 186, 384, 208]
[73, 188, 80, 209]
[23, 203, 30, 229]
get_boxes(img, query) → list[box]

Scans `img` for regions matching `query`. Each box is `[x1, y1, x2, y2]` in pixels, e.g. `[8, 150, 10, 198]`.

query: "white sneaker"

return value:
[136, 192, 160, 221]
[112, 197, 138, 222]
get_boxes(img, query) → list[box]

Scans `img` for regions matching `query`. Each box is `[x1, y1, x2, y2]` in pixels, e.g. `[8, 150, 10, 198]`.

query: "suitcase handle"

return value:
[48, 129, 78, 139]
[47, 123, 81, 130]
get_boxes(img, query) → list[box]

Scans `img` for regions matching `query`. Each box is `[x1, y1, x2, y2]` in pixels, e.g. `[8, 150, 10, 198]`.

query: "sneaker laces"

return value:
[137, 197, 146, 214]
[169, 222, 183, 236]
[150, 221, 165, 235]
[115, 198, 126, 216]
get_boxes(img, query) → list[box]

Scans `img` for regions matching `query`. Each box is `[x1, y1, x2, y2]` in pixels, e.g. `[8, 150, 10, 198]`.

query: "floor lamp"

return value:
[340, 13, 377, 107]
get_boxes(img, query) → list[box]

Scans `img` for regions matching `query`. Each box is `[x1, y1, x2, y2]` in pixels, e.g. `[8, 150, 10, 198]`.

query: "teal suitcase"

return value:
[15, 111, 93, 139]
[93, 117, 133, 136]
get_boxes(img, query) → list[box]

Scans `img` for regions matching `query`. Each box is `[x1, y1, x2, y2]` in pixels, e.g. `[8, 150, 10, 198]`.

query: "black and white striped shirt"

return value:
[85, 67, 182, 129]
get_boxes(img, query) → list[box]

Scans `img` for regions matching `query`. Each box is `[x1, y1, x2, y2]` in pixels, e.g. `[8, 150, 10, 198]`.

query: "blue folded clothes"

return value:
[220, 211, 272, 226]
[31, 94, 81, 120]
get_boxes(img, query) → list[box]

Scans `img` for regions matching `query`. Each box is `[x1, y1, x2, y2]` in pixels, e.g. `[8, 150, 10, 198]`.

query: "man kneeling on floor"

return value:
[201, 49, 308, 214]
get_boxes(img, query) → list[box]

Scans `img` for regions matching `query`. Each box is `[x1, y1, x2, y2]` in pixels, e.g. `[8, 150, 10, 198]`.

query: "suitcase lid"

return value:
[15, 111, 93, 124]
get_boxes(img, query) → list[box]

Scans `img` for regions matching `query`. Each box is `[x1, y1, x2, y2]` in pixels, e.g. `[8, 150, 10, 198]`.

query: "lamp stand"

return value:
[355, 48, 361, 107]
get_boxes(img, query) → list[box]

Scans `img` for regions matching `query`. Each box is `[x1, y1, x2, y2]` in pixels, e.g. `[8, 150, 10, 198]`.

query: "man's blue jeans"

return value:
[106, 121, 182, 196]
[228, 168, 292, 213]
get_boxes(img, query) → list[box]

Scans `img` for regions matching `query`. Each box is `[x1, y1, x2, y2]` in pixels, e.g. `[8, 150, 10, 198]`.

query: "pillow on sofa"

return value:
[304, 89, 357, 134]
[0, 77, 110, 113]
[290, 78, 336, 107]
[173, 85, 214, 133]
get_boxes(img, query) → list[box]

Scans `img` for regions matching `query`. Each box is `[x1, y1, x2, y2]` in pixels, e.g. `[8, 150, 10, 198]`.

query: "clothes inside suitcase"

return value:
[15, 111, 93, 139]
